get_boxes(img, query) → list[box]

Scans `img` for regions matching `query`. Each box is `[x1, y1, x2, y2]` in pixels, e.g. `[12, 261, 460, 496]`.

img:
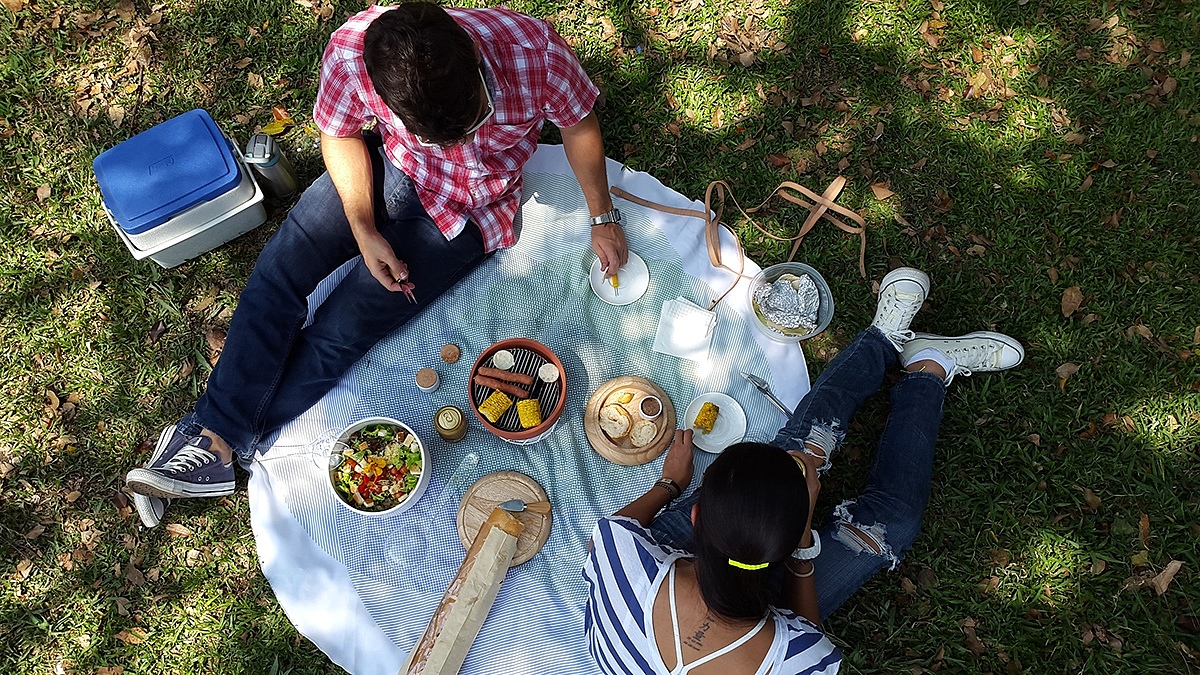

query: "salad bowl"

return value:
[328, 416, 429, 516]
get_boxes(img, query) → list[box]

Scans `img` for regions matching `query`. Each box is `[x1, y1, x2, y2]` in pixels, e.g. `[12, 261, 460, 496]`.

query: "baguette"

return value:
[473, 375, 530, 400]
[476, 366, 535, 387]
[402, 508, 525, 675]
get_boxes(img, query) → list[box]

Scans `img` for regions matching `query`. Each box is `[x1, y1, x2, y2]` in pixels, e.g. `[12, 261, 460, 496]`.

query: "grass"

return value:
[2, 0, 1198, 672]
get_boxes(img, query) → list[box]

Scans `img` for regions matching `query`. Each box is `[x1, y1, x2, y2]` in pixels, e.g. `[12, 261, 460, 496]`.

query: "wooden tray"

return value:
[584, 376, 676, 466]
[457, 471, 551, 567]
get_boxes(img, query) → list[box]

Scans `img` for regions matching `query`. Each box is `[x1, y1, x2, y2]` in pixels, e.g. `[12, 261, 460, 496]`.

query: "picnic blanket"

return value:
[247, 145, 813, 675]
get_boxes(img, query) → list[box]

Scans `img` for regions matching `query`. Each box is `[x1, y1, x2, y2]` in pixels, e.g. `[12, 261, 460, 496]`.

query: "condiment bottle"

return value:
[435, 405, 467, 442]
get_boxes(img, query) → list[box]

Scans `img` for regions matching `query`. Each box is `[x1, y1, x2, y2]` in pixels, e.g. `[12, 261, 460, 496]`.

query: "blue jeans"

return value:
[185, 135, 488, 460]
[650, 326, 945, 621]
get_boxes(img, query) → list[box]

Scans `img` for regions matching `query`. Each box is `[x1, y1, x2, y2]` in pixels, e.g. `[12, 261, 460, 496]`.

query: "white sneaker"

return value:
[901, 331, 1025, 384]
[871, 267, 930, 349]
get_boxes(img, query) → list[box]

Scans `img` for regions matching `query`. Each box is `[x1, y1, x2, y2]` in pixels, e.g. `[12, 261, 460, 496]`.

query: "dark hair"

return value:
[363, 3, 481, 144]
[692, 442, 809, 620]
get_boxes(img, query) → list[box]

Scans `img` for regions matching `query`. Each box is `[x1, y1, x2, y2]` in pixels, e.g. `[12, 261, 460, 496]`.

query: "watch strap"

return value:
[590, 208, 622, 226]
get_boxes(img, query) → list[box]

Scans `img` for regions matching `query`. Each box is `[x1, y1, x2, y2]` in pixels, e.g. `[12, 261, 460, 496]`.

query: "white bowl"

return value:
[328, 416, 430, 517]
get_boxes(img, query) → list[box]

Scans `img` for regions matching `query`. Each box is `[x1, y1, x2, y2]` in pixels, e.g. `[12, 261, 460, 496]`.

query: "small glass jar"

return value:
[434, 405, 467, 442]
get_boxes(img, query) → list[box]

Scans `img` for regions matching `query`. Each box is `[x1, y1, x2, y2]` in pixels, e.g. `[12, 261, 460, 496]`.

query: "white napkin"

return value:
[653, 297, 718, 362]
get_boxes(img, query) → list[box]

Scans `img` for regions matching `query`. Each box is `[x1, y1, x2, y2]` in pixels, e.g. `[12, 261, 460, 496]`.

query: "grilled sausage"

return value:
[477, 366, 535, 386]
[473, 375, 530, 399]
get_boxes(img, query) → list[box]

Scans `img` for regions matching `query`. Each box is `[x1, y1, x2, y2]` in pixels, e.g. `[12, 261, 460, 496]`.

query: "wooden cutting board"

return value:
[457, 471, 551, 567]
[584, 376, 676, 466]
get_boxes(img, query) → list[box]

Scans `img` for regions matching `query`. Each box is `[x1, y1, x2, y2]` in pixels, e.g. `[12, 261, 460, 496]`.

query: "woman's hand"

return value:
[662, 429, 695, 488]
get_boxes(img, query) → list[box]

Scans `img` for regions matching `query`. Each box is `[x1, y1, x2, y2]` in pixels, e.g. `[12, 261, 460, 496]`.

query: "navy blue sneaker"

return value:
[132, 427, 173, 527]
[126, 425, 234, 499]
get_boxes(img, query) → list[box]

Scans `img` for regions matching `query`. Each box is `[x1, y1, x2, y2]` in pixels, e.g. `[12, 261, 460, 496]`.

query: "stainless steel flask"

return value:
[243, 133, 298, 200]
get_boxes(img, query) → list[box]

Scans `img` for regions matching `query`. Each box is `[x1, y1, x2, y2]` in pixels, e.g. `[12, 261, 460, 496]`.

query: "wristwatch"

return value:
[590, 208, 622, 227]
[791, 530, 821, 560]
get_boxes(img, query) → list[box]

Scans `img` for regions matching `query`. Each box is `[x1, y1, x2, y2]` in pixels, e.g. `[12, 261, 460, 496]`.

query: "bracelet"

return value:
[785, 559, 815, 578]
[654, 477, 681, 500]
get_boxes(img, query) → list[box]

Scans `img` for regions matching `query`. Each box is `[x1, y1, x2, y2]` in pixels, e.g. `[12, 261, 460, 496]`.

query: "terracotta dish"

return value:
[469, 338, 566, 441]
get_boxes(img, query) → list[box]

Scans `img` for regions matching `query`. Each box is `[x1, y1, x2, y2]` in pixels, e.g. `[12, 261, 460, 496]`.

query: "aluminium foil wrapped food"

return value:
[752, 273, 820, 336]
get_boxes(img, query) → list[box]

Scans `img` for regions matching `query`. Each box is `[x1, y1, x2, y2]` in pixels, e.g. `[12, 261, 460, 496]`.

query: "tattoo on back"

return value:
[683, 619, 712, 651]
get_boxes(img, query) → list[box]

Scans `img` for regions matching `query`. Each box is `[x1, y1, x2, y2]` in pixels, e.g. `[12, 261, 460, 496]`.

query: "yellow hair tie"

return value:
[727, 558, 769, 571]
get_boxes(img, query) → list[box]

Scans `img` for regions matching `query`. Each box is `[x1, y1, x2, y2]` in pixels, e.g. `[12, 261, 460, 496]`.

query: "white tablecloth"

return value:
[248, 145, 812, 675]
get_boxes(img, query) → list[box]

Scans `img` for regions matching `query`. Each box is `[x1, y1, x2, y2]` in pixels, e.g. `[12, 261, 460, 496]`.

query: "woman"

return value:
[583, 268, 1024, 674]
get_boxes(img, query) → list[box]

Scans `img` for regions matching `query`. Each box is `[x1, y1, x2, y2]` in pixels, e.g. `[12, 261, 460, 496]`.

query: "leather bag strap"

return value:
[609, 177, 868, 309]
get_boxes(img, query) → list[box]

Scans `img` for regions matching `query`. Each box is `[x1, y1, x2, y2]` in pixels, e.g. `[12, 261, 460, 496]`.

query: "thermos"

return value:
[243, 133, 298, 200]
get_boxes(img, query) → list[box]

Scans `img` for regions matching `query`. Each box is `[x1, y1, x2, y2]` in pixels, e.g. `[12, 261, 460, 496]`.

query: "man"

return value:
[125, 3, 627, 525]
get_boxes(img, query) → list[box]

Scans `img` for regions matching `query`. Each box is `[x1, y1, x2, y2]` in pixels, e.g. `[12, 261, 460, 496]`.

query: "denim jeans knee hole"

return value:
[833, 501, 901, 571]
[803, 419, 844, 456]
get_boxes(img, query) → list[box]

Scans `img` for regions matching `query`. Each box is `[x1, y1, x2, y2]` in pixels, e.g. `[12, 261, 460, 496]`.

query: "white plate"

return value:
[589, 251, 649, 306]
[685, 392, 747, 453]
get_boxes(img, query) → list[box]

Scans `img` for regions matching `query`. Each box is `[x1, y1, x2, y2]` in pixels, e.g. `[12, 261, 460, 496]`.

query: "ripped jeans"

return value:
[649, 326, 944, 621]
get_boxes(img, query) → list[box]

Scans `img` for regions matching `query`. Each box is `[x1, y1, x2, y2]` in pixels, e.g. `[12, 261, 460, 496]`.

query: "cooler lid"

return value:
[93, 109, 242, 234]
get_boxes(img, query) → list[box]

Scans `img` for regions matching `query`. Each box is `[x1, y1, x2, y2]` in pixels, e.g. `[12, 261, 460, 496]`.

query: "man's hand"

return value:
[321, 131, 414, 300]
[560, 112, 628, 275]
[662, 429, 695, 488]
[591, 222, 628, 277]
[357, 230, 410, 293]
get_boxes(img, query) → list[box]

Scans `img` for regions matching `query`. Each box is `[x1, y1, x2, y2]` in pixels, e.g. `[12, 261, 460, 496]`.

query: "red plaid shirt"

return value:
[314, 6, 599, 253]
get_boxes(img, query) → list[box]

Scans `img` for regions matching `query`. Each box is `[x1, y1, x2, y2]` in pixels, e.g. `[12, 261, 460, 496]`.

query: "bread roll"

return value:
[599, 404, 631, 439]
[629, 420, 657, 448]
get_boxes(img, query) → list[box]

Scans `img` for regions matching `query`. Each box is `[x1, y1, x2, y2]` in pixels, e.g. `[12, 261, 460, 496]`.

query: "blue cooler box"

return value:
[94, 108, 266, 268]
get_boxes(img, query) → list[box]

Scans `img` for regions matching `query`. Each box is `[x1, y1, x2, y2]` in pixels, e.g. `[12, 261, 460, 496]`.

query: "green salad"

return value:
[331, 423, 423, 511]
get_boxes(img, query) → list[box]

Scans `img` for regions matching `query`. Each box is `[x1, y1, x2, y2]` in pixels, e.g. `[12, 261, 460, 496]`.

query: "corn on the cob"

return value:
[516, 399, 543, 429]
[478, 390, 513, 424]
[693, 401, 720, 434]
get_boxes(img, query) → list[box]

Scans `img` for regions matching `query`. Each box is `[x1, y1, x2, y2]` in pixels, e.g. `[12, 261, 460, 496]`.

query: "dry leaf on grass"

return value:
[114, 629, 146, 645]
[12, 558, 33, 580]
[1080, 487, 1101, 510]
[247, 72, 264, 89]
[234, 57, 252, 69]
[36, 184, 51, 202]
[24, 524, 46, 539]
[1153, 560, 1183, 595]
[165, 523, 193, 538]
[1139, 513, 1151, 547]
[205, 326, 226, 364]
[870, 183, 895, 200]
[124, 563, 145, 586]
[146, 319, 167, 346]
[1078, 175, 1093, 192]
[1056, 363, 1080, 379]
[1061, 286, 1083, 316]
[962, 617, 986, 656]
